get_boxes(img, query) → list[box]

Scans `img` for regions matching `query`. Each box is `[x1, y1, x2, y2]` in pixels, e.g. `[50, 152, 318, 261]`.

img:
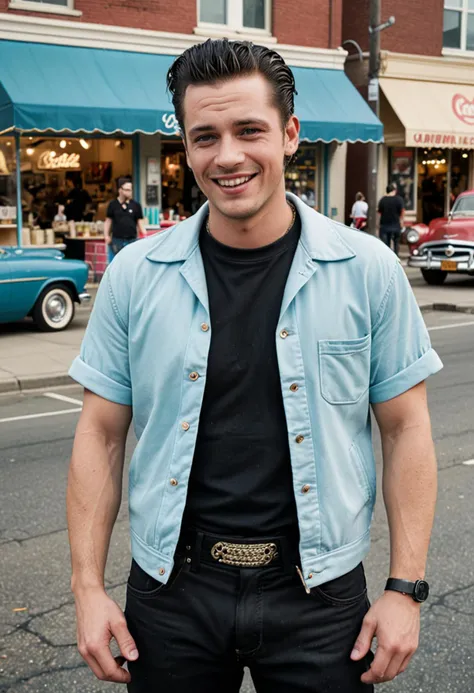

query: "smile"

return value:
[213, 173, 258, 188]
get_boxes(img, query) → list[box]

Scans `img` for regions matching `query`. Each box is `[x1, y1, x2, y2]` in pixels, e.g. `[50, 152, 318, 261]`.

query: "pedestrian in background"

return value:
[350, 191, 368, 230]
[104, 178, 145, 257]
[378, 183, 405, 256]
[68, 38, 442, 693]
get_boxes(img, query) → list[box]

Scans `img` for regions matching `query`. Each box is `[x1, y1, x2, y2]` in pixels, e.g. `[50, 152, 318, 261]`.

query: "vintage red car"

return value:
[407, 190, 474, 285]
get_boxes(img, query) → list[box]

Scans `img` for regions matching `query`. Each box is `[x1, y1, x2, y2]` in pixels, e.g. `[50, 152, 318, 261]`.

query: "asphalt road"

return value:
[1, 310, 474, 693]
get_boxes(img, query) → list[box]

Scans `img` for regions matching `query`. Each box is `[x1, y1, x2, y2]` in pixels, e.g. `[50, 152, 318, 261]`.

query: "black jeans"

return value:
[125, 532, 374, 692]
[380, 227, 401, 256]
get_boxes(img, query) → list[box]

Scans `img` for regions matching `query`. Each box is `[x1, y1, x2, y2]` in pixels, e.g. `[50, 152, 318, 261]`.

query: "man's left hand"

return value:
[350, 590, 420, 684]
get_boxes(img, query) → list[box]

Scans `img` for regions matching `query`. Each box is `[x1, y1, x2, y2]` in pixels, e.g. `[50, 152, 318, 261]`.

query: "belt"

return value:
[179, 529, 299, 571]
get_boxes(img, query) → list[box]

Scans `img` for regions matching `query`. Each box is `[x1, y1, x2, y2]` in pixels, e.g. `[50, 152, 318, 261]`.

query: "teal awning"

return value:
[0, 40, 382, 143]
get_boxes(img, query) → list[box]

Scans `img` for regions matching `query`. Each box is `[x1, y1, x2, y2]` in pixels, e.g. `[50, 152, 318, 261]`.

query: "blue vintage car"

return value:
[0, 246, 90, 331]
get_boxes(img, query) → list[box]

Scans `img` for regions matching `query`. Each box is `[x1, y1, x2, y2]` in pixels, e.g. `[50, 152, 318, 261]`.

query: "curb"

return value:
[419, 303, 474, 314]
[0, 373, 75, 396]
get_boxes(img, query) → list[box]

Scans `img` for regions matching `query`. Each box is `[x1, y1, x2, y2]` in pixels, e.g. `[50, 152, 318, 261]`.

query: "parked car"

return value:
[0, 246, 90, 330]
[407, 190, 474, 285]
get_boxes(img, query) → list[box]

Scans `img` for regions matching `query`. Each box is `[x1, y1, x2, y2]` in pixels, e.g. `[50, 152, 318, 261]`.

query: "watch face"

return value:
[414, 580, 430, 602]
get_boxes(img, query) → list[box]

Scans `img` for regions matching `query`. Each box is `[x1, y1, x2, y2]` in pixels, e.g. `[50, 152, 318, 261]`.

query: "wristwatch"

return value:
[385, 578, 430, 603]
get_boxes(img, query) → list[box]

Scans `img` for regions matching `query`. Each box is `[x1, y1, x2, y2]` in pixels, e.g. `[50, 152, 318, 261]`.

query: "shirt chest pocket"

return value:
[318, 335, 371, 405]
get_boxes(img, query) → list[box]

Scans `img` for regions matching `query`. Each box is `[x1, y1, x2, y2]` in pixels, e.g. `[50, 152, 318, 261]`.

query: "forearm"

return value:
[104, 218, 112, 240]
[67, 423, 126, 593]
[382, 424, 437, 580]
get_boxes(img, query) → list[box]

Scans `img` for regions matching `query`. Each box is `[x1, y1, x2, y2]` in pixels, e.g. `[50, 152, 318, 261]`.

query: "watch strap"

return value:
[385, 578, 416, 595]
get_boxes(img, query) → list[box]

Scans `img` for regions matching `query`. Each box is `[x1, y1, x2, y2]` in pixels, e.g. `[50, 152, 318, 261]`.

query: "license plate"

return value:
[441, 260, 457, 271]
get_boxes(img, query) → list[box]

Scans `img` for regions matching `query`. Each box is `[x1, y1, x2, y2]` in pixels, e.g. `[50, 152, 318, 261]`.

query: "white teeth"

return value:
[216, 175, 252, 187]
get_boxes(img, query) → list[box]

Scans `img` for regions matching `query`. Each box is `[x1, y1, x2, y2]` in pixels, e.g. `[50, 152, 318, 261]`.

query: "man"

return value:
[377, 183, 405, 256]
[67, 39, 442, 692]
[104, 178, 145, 257]
[65, 176, 91, 223]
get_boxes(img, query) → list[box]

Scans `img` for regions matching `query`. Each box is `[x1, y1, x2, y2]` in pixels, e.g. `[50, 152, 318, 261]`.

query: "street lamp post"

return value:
[366, 1, 395, 235]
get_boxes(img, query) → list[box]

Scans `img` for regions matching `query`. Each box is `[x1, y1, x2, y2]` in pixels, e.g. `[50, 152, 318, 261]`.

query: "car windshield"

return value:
[452, 194, 474, 217]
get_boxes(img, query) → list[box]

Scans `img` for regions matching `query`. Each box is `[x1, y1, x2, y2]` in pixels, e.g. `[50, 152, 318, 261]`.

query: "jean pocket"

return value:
[318, 335, 371, 405]
[311, 563, 367, 607]
[127, 556, 186, 599]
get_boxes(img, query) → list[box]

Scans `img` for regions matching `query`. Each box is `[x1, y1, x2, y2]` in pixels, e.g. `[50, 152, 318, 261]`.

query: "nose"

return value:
[213, 134, 246, 170]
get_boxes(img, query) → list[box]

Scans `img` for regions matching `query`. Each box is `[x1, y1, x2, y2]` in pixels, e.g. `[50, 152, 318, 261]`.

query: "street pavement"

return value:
[1, 309, 474, 692]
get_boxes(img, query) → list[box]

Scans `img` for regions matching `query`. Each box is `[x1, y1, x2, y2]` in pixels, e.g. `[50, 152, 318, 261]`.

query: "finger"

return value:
[351, 613, 376, 660]
[112, 619, 139, 662]
[93, 643, 131, 683]
[382, 652, 407, 682]
[398, 651, 415, 675]
[361, 646, 391, 684]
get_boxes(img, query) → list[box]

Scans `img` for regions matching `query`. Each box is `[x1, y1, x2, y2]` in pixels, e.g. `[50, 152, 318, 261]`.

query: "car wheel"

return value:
[32, 284, 75, 331]
[421, 269, 448, 285]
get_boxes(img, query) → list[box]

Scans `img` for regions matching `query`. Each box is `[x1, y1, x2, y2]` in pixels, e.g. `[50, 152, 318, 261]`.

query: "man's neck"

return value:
[207, 188, 294, 249]
[118, 194, 127, 204]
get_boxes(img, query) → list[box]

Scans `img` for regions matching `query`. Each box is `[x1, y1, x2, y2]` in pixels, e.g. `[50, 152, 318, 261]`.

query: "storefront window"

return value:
[417, 150, 448, 224]
[285, 145, 321, 210]
[450, 150, 470, 204]
[0, 137, 18, 246]
[20, 136, 132, 232]
[390, 148, 415, 211]
[161, 138, 204, 218]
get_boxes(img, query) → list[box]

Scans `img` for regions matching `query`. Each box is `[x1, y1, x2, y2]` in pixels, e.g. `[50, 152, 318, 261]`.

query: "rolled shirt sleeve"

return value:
[369, 260, 443, 403]
[69, 268, 132, 405]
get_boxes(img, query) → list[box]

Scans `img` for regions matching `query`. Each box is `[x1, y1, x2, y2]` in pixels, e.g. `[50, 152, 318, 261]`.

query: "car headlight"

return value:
[406, 229, 420, 244]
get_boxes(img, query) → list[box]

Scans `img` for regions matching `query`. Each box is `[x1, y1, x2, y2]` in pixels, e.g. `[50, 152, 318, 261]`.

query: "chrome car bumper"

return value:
[78, 292, 91, 304]
[408, 244, 474, 273]
[407, 257, 474, 271]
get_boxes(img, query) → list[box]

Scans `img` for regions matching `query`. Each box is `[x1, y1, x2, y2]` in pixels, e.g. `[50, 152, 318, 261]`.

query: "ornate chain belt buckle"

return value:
[211, 541, 278, 568]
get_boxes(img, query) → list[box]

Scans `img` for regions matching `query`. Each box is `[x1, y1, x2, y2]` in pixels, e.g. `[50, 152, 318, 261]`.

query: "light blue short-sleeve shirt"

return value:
[70, 194, 442, 589]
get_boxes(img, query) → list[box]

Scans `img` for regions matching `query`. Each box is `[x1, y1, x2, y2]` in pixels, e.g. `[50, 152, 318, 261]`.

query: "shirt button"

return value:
[280, 329, 289, 339]
[302, 484, 311, 494]
[181, 421, 190, 431]
[159, 568, 166, 576]
[170, 478, 178, 486]
[295, 434, 305, 444]
[189, 371, 199, 381]
[201, 323, 209, 332]
[290, 383, 299, 392]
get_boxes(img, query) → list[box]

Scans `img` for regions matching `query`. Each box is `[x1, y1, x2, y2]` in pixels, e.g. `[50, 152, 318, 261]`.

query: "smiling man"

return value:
[67, 39, 442, 693]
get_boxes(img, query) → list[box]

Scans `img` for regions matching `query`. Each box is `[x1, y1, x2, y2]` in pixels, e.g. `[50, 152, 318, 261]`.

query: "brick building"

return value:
[343, 0, 474, 224]
[0, 0, 381, 269]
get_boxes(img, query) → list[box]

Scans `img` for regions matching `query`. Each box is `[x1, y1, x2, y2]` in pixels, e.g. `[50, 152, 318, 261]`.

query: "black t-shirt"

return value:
[182, 212, 301, 538]
[106, 198, 143, 239]
[378, 195, 404, 231]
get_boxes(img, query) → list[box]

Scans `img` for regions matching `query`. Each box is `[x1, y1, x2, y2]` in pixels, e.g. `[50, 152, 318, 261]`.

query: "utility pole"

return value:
[366, 3, 395, 235]
[367, 0, 381, 236]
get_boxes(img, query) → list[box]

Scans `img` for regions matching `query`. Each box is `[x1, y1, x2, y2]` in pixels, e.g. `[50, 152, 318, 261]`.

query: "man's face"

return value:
[120, 183, 133, 201]
[182, 73, 299, 221]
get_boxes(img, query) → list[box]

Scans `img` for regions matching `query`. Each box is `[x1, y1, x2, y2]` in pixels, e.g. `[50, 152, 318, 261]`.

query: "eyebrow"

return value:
[188, 118, 270, 137]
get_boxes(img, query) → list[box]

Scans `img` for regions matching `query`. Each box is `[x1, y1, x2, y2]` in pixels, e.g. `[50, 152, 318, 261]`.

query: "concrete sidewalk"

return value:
[1, 271, 473, 395]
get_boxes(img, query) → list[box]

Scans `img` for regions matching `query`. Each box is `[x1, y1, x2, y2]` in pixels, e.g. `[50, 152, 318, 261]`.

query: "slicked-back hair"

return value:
[166, 39, 297, 135]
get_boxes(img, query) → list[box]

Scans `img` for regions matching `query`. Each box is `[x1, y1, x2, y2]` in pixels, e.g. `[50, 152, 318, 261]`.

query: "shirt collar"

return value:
[146, 192, 356, 263]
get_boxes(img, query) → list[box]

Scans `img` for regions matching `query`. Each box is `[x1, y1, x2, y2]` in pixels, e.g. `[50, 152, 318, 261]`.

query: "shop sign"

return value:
[452, 94, 474, 126]
[410, 132, 474, 148]
[37, 151, 81, 170]
[162, 113, 180, 134]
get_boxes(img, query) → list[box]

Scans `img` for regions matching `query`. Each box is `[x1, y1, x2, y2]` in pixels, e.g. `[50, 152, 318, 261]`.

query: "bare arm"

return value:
[352, 382, 437, 684]
[104, 217, 112, 244]
[376, 381, 436, 580]
[67, 389, 136, 683]
[137, 217, 146, 237]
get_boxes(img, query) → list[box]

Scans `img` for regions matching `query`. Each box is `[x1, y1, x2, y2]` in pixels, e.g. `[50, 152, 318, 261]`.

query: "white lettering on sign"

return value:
[162, 113, 179, 132]
[37, 151, 81, 170]
[452, 94, 474, 126]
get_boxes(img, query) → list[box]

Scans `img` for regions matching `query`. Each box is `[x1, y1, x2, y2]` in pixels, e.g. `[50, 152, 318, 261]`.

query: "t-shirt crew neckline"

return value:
[201, 212, 300, 263]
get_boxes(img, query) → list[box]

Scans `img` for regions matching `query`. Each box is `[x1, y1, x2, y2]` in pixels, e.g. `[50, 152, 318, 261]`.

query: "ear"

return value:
[284, 115, 300, 158]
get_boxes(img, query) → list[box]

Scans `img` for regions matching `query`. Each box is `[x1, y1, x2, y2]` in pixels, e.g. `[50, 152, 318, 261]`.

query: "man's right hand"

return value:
[105, 236, 112, 245]
[74, 586, 138, 683]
